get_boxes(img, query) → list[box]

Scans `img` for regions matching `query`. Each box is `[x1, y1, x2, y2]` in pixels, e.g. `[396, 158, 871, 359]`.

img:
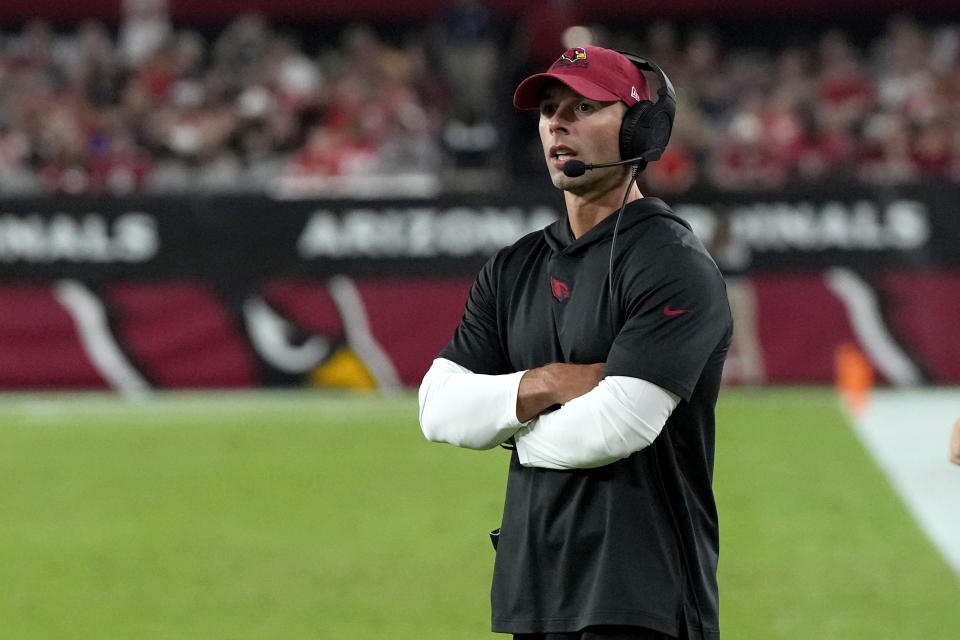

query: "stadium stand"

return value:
[1, 6, 958, 196]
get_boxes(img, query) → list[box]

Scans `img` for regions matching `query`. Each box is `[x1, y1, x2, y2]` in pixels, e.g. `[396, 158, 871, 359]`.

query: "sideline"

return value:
[852, 388, 960, 578]
[0, 389, 417, 423]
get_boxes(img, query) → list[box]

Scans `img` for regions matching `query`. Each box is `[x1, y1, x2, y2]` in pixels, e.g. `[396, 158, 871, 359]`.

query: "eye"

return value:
[539, 102, 557, 117]
[577, 101, 596, 113]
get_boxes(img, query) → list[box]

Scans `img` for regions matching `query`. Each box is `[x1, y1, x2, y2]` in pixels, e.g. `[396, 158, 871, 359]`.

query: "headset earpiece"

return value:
[619, 99, 654, 162]
[616, 52, 676, 165]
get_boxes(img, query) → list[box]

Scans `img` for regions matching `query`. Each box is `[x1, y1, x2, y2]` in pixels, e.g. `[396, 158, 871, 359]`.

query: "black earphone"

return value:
[617, 52, 677, 166]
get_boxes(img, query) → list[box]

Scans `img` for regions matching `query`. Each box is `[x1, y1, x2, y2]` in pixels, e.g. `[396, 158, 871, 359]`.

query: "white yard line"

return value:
[853, 389, 960, 578]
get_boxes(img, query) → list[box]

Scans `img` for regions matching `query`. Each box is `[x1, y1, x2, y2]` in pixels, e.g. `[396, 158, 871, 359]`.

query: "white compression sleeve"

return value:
[418, 358, 527, 450]
[514, 376, 680, 469]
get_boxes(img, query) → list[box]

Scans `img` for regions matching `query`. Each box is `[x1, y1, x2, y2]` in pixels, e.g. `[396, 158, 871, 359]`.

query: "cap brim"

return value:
[513, 72, 622, 109]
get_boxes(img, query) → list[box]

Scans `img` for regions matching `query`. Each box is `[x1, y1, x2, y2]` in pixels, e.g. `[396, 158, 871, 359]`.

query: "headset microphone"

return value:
[561, 156, 645, 178]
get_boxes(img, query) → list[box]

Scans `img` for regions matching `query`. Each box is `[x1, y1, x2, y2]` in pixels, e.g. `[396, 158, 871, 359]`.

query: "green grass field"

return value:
[1, 388, 957, 639]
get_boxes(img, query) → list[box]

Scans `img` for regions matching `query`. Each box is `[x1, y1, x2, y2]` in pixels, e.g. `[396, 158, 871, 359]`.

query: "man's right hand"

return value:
[516, 363, 605, 423]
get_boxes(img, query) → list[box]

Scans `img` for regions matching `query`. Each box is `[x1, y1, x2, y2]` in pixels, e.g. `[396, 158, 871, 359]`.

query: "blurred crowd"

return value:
[0, 3, 448, 197]
[632, 15, 960, 193]
[0, 1, 958, 197]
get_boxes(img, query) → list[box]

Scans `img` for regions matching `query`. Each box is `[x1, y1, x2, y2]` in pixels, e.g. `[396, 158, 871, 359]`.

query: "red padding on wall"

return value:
[0, 285, 108, 389]
[879, 271, 960, 383]
[352, 278, 473, 387]
[752, 274, 861, 383]
[105, 283, 258, 388]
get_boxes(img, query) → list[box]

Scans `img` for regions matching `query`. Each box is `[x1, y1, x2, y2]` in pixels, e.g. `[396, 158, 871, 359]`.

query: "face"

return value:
[538, 81, 629, 194]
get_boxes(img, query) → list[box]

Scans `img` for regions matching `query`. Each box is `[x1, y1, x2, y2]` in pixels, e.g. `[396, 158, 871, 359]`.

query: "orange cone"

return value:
[835, 342, 874, 416]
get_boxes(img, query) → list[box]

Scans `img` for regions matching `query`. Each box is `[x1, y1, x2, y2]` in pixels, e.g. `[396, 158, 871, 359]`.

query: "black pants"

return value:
[514, 625, 674, 640]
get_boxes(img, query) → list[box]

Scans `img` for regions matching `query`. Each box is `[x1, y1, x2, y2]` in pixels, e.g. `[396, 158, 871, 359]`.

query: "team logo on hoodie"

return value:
[549, 276, 571, 302]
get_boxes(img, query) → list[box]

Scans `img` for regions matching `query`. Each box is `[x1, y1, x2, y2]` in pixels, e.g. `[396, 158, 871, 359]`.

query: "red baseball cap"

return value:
[513, 46, 650, 110]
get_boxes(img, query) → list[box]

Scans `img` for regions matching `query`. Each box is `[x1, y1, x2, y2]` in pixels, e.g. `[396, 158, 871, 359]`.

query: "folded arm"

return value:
[418, 358, 527, 449]
[514, 376, 679, 469]
[419, 357, 679, 468]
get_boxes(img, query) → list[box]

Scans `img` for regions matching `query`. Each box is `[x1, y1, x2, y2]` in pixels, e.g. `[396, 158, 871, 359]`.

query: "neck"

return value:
[564, 176, 643, 239]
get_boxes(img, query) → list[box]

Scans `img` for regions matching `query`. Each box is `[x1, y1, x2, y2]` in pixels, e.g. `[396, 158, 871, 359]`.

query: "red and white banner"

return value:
[1, 270, 958, 390]
[1, 189, 958, 390]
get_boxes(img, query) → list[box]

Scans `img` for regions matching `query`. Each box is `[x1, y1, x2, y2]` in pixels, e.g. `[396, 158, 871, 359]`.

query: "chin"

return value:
[547, 164, 584, 188]
[551, 171, 597, 195]
[549, 172, 572, 189]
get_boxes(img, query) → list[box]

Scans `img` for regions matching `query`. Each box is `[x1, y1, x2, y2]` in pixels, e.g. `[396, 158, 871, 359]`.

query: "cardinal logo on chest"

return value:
[549, 276, 571, 302]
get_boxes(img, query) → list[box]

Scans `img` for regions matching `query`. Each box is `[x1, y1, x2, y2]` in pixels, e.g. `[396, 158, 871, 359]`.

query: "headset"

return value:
[561, 52, 677, 178]
[617, 51, 678, 168]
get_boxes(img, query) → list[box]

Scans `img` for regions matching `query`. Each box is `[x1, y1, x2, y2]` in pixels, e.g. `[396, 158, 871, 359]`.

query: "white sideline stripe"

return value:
[327, 275, 402, 392]
[53, 280, 152, 397]
[0, 390, 417, 419]
[825, 268, 922, 385]
[855, 389, 960, 579]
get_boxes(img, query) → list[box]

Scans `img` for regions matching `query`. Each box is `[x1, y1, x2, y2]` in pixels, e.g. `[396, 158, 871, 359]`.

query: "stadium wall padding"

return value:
[1, 185, 958, 390]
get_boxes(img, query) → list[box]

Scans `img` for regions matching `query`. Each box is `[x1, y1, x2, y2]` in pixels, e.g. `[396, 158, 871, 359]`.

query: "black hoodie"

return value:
[440, 196, 732, 639]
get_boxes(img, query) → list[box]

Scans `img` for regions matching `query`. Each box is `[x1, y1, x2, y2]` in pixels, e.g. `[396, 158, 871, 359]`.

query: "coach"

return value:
[419, 46, 732, 640]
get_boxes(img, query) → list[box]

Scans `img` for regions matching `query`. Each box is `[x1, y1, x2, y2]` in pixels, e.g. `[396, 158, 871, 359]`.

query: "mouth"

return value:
[549, 145, 578, 168]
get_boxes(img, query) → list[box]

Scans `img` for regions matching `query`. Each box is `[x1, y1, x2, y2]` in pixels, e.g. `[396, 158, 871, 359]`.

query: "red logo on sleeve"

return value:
[663, 305, 691, 316]
[550, 276, 571, 302]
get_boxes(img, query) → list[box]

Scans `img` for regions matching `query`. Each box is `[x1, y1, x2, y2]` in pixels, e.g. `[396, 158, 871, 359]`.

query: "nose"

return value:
[547, 106, 573, 134]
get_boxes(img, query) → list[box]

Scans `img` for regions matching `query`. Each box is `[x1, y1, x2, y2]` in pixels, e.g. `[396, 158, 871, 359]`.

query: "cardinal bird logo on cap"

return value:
[556, 47, 588, 67]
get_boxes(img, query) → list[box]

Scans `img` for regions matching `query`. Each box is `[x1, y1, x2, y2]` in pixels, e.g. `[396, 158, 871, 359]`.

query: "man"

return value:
[419, 46, 732, 640]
